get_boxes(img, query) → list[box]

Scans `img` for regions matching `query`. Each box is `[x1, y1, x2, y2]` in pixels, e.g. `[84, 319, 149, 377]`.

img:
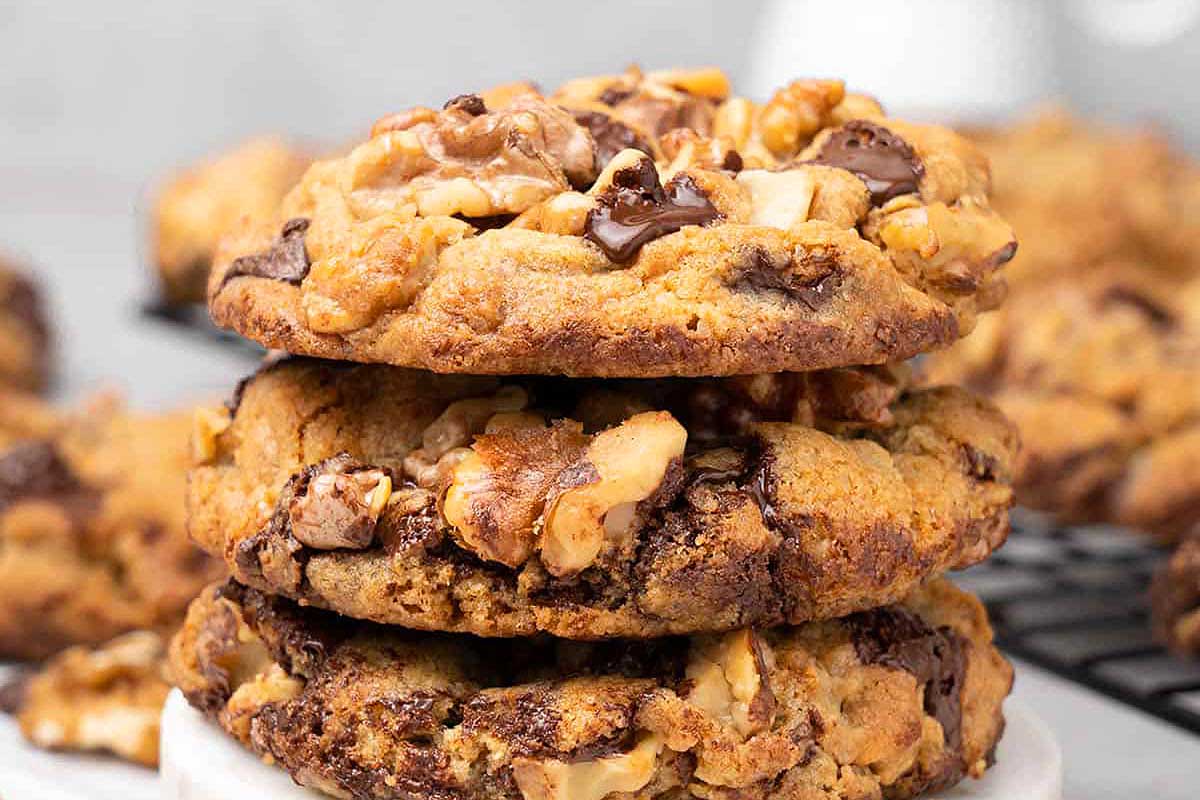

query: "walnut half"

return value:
[512, 733, 664, 800]
[684, 628, 776, 738]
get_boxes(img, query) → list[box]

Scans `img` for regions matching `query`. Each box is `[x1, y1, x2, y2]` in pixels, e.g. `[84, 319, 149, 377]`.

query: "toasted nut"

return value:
[509, 191, 594, 236]
[646, 67, 731, 100]
[288, 468, 390, 550]
[759, 79, 846, 158]
[512, 733, 663, 800]
[191, 406, 232, 464]
[684, 629, 776, 739]
[541, 412, 686, 576]
[736, 168, 816, 230]
[403, 387, 530, 483]
[588, 149, 659, 196]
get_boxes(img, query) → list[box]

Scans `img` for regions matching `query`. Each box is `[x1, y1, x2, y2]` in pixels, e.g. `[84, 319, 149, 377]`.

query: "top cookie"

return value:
[209, 67, 1015, 377]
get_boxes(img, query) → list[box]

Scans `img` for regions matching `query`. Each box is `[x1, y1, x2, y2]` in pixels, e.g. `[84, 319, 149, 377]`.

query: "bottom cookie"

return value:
[169, 579, 1012, 800]
[1152, 533, 1200, 657]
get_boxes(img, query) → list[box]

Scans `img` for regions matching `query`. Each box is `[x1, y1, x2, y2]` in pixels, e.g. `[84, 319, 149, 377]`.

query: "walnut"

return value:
[191, 405, 231, 464]
[288, 466, 391, 550]
[555, 65, 724, 139]
[509, 191, 594, 236]
[735, 168, 816, 230]
[541, 411, 686, 577]
[684, 629, 776, 738]
[759, 79, 846, 158]
[512, 733, 663, 800]
[349, 95, 597, 219]
[659, 129, 742, 179]
[402, 386, 529, 485]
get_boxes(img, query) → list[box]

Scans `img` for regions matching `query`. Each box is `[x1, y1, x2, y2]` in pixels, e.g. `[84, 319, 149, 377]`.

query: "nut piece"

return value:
[759, 79, 846, 158]
[403, 386, 529, 485]
[735, 168, 816, 230]
[512, 733, 663, 800]
[684, 628, 776, 738]
[541, 411, 686, 577]
[288, 467, 391, 550]
[191, 406, 232, 464]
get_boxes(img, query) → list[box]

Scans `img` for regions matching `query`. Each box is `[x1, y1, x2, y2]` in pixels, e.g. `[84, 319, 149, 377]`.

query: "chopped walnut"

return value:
[555, 65, 725, 139]
[512, 733, 664, 800]
[288, 466, 391, 550]
[541, 411, 687, 577]
[684, 629, 777, 738]
[759, 79, 846, 159]
[735, 168, 816, 230]
[509, 191, 594, 236]
[403, 386, 529, 486]
[349, 95, 597, 220]
[191, 405, 231, 465]
[659, 129, 742, 179]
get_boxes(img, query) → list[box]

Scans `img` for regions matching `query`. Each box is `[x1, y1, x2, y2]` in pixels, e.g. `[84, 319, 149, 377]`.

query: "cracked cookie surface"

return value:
[152, 137, 310, 306]
[208, 67, 1014, 377]
[189, 357, 1017, 639]
[0, 394, 223, 660]
[169, 578, 1011, 800]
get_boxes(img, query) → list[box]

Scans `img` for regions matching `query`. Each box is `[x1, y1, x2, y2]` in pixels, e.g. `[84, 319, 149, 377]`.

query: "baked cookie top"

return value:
[0, 257, 52, 393]
[209, 67, 1015, 377]
[0, 394, 223, 660]
[923, 264, 1200, 540]
[170, 578, 1012, 800]
[189, 357, 1017, 639]
[4, 630, 168, 766]
[152, 137, 310, 306]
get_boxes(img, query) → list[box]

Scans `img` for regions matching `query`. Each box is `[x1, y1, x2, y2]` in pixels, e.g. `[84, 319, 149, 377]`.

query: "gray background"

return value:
[2, 1, 1200, 797]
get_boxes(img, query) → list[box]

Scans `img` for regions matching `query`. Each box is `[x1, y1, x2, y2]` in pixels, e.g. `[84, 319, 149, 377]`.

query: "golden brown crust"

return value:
[188, 357, 1017, 639]
[168, 578, 1011, 800]
[208, 68, 1014, 378]
[152, 137, 310, 306]
[0, 395, 223, 660]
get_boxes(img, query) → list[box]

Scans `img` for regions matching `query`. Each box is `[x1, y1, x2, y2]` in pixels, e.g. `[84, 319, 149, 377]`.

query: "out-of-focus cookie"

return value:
[169, 578, 1012, 800]
[0, 257, 52, 393]
[0, 394, 223, 660]
[189, 357, 1017, 639]
[209, 67, 1015, 377]
[1152, 532, 1200, 658]
[152, 137, 310, 306]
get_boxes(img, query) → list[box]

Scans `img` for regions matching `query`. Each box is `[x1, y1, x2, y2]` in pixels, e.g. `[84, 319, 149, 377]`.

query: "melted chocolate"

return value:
[222, 218, 312, 288]
[584, 159, 720, 263]
[0, 441, 85, 512]
[571, 109, 654, 169]
[809, 120, 923, 205]
[731, 247, 842, 311]
[443, 93, 487, 116]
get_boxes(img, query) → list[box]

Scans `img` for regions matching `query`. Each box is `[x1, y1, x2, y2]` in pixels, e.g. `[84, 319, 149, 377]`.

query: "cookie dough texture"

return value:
[1153, 534, 1200, 657]
[0, 257, 52, 393]
[209, 67, 1015, 377]
[5, 630, 169, 766]
[0, 395, 223, 660]
[152, 137, 310, 306]
[924, 264, 1200, 540]
[169, 578, 1012, 800]
[189, 357, 1017, 639]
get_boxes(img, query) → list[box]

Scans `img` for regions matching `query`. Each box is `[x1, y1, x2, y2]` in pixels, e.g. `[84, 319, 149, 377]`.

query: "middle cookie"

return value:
[191, 357, 1018, 638]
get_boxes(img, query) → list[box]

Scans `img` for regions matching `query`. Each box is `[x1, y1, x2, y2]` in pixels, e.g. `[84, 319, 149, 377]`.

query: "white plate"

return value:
[159, 689, 1062, 800]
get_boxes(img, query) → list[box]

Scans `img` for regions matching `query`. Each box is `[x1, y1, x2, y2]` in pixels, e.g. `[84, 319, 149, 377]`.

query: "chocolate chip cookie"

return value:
[923, 264, 1200, 540]
[189, 356, 1017, 639]
[208, 67, 1015, 378]
[0, 394, 223, 660]
[169, 577, 1011, 800]
[4, 630, 169, 766]
[152, 137, 310, 306]
[1152, 533, 1200, 657]
[0, 257, 52, 393]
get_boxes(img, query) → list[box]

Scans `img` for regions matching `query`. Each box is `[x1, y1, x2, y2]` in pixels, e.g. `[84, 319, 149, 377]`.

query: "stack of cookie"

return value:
[168, 67, 1021, 798]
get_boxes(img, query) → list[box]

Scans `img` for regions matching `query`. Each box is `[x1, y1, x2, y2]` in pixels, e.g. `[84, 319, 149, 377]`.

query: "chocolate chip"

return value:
[443, 94, 487, 116]
[598, 85, 635, 107]
[721, 150, 744, 173]
[809, 120, 923, 205]
[584, 159, 720, 263]
[221, 218, 312, 288]
[730, 247, 842, 311]
[0, 441, 84, 512]
[570, 109, 654, 170]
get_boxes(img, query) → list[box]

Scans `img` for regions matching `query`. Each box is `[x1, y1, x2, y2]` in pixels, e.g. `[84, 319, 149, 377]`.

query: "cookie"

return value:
[5, 630, 168, 766]
[189, 357, 1017, 639]
[0, 257, 52, 393]
[923, 265, 1200, 539]
[0, 394, 223, 660]
[152, 137, 310, 306]
[208, 67, 1014, 377]
[169, 578, 1011, 800]
[1152, 533, 1200, 657]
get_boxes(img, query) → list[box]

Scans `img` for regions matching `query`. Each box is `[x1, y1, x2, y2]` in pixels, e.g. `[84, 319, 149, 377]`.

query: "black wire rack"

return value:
[956, 508, 1200, 735]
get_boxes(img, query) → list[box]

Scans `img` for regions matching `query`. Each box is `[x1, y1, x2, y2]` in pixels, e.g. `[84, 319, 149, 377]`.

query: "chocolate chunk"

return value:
[584, 159, 720, 263]
[598, 85, 635, 107]
[2, 273, 50, 349]
[731, 247, 842, 311]
[0, 441, 84, 512]
[847, 606, 967, 783]
[571, 109, 655, 170]
[809, 120, 923, 205]
[222, 218, 312, 288]
[443, 94, 487, 116]
[721, 150, 744, 173]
